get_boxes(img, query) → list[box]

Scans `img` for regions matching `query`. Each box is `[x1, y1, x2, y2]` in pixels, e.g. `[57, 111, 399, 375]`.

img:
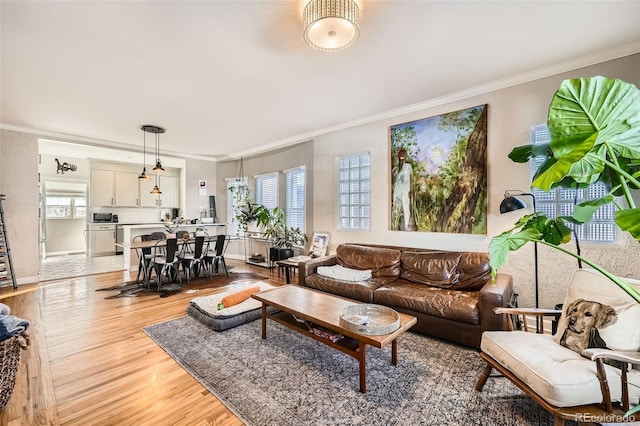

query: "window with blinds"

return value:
[226, 179, 246, 236]
[256, 173, 278, 210]
[285, 167, 305, 232]
[530, 124, 616, 242]
[338, 153, 370, 230]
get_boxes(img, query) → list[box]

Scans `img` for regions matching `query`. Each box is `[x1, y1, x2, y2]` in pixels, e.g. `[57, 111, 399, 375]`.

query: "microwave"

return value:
[92, 212, 113, 223]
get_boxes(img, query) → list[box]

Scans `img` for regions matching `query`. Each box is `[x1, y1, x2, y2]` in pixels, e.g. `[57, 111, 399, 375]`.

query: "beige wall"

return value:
[312, 54, 640, 309]
[184, 158, 217, 221]
[0, 129, 40, 283]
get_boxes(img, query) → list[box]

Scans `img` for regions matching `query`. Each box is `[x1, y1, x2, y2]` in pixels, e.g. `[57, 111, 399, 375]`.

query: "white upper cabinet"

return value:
[158, 175, 179, 208]
[90, 170, 115, 206]
[139, 178, 158, 207]
[115, 172, 140, 207]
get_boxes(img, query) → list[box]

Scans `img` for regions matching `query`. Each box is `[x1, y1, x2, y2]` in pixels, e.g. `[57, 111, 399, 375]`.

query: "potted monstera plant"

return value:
[489, 76, 640, 307]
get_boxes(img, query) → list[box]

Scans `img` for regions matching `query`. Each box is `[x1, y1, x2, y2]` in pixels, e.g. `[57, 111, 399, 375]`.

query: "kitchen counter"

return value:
[120, 223, 226, 270]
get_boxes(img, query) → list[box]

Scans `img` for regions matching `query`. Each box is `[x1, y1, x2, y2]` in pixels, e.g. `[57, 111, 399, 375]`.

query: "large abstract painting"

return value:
[389, 104, 487, 234]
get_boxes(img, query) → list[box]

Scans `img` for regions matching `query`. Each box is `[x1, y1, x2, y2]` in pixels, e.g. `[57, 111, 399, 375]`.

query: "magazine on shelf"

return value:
[311, 324, 344, 343]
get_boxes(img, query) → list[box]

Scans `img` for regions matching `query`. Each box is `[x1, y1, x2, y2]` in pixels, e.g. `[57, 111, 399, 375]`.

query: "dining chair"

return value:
[179, 235, 209, 283]
[133, 234, 153, 285]
[150, 237, 182, 290]
[204, 234, 228, 277]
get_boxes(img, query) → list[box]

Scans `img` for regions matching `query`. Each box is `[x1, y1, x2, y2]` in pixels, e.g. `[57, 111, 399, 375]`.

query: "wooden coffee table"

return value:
[252, 285, 417, 393]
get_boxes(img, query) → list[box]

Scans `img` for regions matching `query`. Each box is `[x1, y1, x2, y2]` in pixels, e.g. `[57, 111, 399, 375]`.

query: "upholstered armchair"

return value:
[475, 269, 640, 425]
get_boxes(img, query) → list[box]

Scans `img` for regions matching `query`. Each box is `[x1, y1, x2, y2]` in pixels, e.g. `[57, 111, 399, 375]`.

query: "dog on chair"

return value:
[559, 298, 617, 354]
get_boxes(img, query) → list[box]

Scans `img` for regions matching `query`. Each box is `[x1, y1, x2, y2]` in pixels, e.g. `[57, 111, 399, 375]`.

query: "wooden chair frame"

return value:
[476, 307, 639, 426]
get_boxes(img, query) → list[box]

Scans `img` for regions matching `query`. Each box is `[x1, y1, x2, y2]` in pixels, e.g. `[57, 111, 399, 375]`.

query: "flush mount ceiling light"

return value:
[303, 0, 359, 52]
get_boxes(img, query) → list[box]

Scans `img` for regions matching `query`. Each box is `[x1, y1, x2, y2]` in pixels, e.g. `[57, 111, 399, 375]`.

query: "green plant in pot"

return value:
[490, 76, 640, 308]
[262, 207, 307, 261]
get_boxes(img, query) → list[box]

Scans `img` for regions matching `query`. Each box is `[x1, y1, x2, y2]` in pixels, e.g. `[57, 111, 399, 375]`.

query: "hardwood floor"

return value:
[0, 260, 286, 425]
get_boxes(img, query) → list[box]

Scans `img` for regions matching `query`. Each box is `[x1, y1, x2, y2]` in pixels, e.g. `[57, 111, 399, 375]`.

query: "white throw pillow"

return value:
[553, 269, 640, 353]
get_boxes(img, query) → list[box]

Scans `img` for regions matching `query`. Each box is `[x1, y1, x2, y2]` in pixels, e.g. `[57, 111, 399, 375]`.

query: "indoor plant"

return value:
[262, 207, 307, 260]
[489, 76, 640, 304]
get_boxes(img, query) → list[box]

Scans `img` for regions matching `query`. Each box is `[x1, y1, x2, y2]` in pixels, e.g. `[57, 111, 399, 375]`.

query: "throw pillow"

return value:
[553, 269, 640, 355]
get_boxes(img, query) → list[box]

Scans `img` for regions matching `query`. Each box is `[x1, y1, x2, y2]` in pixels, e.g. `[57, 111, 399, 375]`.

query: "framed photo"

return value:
[389, 104, 488, 234]
[309, 231, 330, 257]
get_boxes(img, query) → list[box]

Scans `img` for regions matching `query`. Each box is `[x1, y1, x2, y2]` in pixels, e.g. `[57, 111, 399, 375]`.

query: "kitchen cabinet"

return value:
[88, 224, 116, 256]
[90, 170, 115, 206]
[139, 175, 179, 208]
[115, 172, 140, 207]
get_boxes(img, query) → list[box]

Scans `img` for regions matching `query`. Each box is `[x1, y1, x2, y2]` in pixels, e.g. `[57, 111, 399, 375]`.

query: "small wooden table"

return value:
[252, 286, 417, 393]
[275, 258, 300, 284]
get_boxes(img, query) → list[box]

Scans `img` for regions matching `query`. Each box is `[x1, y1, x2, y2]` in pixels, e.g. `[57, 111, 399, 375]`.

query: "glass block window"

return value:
[285, 167, 305, 232]
[255, 173, 278, 210]
[338, 153, 371, 230]
[530, 124, 616, 242]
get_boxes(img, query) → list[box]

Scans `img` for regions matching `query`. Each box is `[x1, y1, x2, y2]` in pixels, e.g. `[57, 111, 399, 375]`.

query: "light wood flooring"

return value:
[0, 259, 287, 426]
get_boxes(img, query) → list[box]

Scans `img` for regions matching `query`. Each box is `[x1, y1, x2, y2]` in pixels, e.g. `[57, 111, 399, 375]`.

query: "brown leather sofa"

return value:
[298, 243, 514, 348]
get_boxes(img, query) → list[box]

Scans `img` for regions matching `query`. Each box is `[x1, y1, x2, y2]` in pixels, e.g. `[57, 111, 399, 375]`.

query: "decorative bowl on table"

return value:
[339, 304, 400, 335]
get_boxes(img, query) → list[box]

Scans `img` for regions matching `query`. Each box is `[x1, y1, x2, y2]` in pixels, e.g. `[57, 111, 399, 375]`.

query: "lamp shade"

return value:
[303, 0, 359, 52]
[499, 196, 527, 214]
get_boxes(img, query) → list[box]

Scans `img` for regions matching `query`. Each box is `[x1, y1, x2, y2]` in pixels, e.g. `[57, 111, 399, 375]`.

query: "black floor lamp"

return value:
[500, 190, 541, 332]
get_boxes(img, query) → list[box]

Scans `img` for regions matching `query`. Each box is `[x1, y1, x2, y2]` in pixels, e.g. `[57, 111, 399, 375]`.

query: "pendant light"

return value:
[152, 127, 165, 173]
[138, 126, 151, 181]
[141, 125, 165, 194]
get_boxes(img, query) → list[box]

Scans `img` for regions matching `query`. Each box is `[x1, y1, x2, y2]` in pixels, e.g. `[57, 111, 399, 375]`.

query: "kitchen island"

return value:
[121, 223, 226, 271]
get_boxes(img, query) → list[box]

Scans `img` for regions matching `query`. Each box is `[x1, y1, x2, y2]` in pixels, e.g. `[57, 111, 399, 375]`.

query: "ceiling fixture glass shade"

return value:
[138, 126, 151, 181]
[303, 0, 359, 52]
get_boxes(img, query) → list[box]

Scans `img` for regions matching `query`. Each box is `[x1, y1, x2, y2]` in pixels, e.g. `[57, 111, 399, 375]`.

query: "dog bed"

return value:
[187, 281, 277, 331]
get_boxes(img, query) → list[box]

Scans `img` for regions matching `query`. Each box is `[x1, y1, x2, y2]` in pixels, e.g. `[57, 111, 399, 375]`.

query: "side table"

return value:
[276, 256, 312, 284]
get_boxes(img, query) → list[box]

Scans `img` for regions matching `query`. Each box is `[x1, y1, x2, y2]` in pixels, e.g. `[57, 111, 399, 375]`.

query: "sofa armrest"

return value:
[479, 273, 513, 332]
[297, 255, 337, 286]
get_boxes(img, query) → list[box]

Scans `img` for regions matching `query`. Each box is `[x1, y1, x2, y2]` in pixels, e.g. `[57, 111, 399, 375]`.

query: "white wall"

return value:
[0, 130, 40, 283]
[312, 53, 640, 309]
[184, 157, 217, 221]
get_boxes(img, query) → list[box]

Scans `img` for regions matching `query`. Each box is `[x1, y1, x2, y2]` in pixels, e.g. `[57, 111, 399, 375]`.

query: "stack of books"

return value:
[311, 324, 344, 343]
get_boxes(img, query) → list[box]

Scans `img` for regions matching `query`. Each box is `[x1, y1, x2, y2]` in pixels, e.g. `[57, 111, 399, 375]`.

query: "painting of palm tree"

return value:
[389, 104, 487, 234]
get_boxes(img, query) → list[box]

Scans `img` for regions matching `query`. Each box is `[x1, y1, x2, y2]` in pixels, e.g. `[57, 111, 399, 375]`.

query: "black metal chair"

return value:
[179, 235, 209, 283]
[204, 234, 228, 277]
[134, 234, 153, 285]
[151, 237, 182, 290]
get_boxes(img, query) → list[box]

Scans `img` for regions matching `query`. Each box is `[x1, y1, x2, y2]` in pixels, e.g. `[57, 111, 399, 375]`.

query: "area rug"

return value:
[143, 316, 566, 425]
[97, 270, 267, 299]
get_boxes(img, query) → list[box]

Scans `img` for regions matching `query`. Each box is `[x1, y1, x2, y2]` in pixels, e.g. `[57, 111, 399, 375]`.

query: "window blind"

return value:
[286, 167, 305, 231]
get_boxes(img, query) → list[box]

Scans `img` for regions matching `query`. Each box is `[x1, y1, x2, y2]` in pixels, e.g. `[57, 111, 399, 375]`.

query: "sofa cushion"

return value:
[336, 244, 401, 278]
[553, 269, 640, 354]
[482, 330, 640, 407]
[399, 251, 490, 291]
[303, 273, 396, 303]
[456, 252, 492, 290]
[374, 280, 480, 324]
[400, 251, 462, 287]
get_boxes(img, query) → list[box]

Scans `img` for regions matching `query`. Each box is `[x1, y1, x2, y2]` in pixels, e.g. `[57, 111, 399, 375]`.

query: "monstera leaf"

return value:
[533, 77, 640, 190]
[493, 77, 640, 304]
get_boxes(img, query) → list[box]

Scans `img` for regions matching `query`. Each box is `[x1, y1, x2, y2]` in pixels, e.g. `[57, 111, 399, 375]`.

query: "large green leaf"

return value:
[508, 143, 552, 163]
[543, 77, 640, 188]
[572, 195, 615, 223]
[548, 77, 640, 156]
[615, 209, 640, 240]
[532, 133, 596, 190]
[489, 227, 541, 273]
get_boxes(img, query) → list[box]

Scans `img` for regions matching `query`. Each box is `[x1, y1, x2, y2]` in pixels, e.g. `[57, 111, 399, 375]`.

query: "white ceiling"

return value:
[2, 1, 639, 162]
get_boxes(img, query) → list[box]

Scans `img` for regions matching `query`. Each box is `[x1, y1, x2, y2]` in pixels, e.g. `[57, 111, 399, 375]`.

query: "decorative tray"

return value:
[339, 304, 400, 335]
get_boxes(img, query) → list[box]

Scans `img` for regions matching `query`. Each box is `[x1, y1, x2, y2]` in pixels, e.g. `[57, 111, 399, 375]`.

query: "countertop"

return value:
[120, 223, 226, 229]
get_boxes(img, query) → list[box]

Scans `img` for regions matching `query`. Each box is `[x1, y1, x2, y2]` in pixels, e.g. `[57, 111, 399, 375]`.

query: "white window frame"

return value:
[338, 153, 371, 230]
[45, 194, 86, 219]
[285, 166, 305, 232]
[255, 172, 279, 211]
[530, 124, 616, 243]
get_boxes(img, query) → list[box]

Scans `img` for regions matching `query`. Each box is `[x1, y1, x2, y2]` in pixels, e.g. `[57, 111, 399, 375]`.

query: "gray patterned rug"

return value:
[143, 316, 566, 425]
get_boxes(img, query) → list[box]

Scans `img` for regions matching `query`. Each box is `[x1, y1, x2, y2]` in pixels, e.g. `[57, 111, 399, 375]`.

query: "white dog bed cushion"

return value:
[187, 281, 277, 331]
